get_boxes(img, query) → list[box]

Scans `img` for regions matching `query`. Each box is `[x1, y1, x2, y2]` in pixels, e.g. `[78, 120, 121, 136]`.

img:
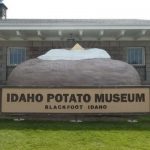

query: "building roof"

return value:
[0, 19, 150, 30]
[0, 3, 8, 9]
[1, 19, 150, 25]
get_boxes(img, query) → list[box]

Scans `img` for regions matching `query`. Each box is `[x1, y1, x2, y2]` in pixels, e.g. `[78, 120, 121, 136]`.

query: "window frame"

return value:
[7, 47, 26, 66]
[126, 47, 145, 66]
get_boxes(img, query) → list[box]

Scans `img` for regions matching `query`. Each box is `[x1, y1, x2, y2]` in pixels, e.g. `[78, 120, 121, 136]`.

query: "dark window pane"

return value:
[127, 47, 144, 65]
[8, 48, 26, 65]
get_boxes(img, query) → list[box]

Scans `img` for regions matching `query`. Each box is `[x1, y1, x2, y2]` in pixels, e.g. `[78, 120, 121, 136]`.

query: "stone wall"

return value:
[0, 47, 6, 84]
[145, 46, 150, 84]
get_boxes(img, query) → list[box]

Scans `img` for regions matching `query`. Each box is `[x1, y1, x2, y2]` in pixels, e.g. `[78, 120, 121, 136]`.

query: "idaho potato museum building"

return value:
[1, 19, 150, 85]
[1, 1, 150, 85]
[1, 18, 150, 85]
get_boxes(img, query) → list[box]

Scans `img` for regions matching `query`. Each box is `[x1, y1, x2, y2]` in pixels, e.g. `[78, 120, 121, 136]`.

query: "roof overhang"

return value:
[0, 29, 149, 41]
[0, 19, 150, 41]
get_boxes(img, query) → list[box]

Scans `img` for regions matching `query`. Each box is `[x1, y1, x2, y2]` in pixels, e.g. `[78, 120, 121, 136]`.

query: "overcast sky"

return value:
[4, 0, 150, 19]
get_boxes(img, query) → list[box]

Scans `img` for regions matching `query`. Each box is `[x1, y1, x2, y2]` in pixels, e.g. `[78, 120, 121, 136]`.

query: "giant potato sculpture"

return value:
[7, 46, 141, 86]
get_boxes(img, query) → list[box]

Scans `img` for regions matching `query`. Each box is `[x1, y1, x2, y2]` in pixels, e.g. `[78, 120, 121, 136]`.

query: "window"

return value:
[127, 47, 145, 65]
[7, 47, 26, 66]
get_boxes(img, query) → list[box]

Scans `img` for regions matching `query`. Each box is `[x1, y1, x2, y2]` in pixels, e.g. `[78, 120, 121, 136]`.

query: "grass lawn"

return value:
[0, 116, 150, 150]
